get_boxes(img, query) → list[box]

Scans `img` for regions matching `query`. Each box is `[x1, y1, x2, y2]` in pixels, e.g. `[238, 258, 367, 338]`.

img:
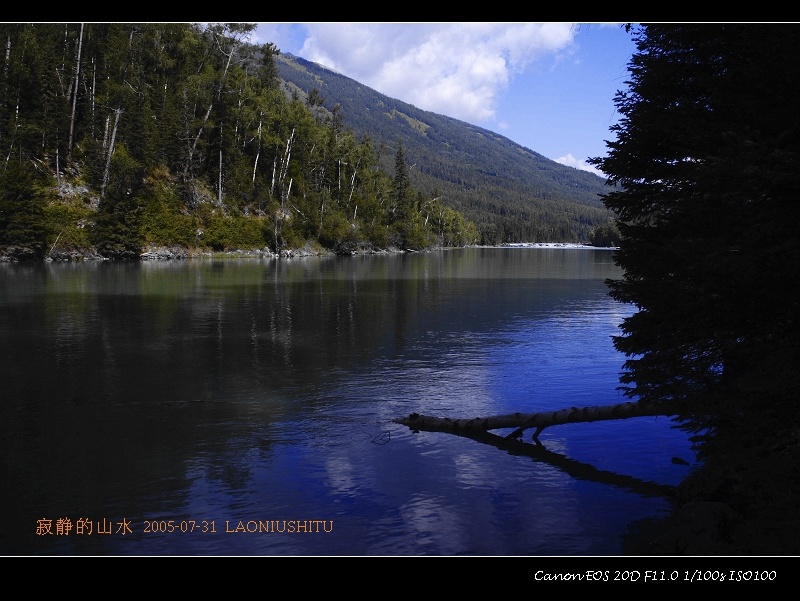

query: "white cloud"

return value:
[293, 23, 578, 124]
[554, 153, 604, 177]
[253, 23, 630, 171]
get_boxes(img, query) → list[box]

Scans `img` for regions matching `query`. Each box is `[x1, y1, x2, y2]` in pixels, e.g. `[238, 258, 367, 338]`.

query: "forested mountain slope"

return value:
[0, 23, 480, 261]
[275, 52, 617, 243]
[0, 23, 616, 262]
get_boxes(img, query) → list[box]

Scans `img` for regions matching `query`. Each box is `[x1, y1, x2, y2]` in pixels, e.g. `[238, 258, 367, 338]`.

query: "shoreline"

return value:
[0, 241, 618, 263]
[494, 242, 617, 250]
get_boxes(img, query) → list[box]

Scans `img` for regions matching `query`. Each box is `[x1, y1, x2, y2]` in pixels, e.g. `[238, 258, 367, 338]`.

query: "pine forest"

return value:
[0, 23, 482, 261]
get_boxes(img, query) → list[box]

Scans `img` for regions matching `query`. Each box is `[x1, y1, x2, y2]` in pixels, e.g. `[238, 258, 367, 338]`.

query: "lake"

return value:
[0, 247, 694, 556]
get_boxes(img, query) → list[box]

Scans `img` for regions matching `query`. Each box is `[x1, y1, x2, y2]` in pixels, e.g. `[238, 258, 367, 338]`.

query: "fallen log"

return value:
[393, 400, 680, 442]
[415, 425, 678, 499]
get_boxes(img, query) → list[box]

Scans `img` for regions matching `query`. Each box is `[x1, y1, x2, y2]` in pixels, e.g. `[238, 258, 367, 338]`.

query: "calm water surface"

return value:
[1, 248, 693, 556]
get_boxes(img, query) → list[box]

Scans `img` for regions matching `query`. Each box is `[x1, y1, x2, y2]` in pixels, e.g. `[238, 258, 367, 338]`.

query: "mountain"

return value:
[275, 52, 616, 244]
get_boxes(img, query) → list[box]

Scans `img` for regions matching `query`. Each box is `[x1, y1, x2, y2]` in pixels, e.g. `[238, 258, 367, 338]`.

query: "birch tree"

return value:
[182, 23, 253, 182]
[66, 23, 83, 160]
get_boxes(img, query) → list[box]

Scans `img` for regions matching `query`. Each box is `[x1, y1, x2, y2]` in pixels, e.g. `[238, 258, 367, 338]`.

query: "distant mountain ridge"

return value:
[275, 52, 615, 243]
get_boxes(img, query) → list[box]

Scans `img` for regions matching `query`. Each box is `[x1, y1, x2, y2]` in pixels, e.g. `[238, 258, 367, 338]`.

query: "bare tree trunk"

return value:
[348, 158, 360, 207]
[67, 23, 84, 161]
[270, 126, 296, 250]
[5, 96, 19, 167]
[184, 101, 213, 181]
[184, 27, 238, 180]
[100, 108, 122, 199]
[252, 113, 262, 185]
[394, 400, 680, 443]
[270, 154, 277, 197]
[218, 148, 223, 207]
[217, 116, 223, 208]
[4, 31, 11, 77]
[102, 114, 110, 153]
[425, 423, 678, 499]
[279, 128, 294, 185]
[254, 145, 262, 210]
[278, 128, 294, 204]
[91, 59, 96, 140]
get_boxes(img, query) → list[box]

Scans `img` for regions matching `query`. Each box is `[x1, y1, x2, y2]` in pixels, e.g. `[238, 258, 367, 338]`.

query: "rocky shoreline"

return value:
[1, 241, 616, 263]
[1, 243, 378, 263]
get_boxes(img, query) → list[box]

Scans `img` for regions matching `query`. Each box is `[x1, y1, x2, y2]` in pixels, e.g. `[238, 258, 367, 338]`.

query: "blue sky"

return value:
[251, 23, 637, 177]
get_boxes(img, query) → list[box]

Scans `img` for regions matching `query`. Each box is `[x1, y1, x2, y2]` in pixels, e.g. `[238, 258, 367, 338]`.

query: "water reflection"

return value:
[0, 249, 691, 556]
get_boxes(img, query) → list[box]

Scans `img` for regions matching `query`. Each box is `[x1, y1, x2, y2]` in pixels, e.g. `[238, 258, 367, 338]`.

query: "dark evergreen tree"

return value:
[392, 139, 411, 221]
[257, 42, 281, 90]
[0, 157, 48, 260]
[0, 24, 477, 259]
[588, 221, 620, 247]
[590, 24, 800, 452]
[306, 88, 325, 108]
[91, 145, 144, 259]
[391, 138, 424, 248]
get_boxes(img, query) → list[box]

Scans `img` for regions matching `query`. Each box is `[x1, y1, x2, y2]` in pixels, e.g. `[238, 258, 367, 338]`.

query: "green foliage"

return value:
[589, 24, 800, 452]
[392, 213, 433, 251]
[91, 145, 144, 259]
[392, 139, 412, 221]
[440, 207, 480, 247]
[257, 43, 282, 90]
[43, 199, 94, 252]
[361, 219, 390, 249]
[318, 210, 357, 253]
[200, 214, 267, 251]
[140, 183, 197, 249]
[0, 23, 478, 260]
[588, 222, 620, 247]
[275, 52, 612, 243]
[0, 158, 49, 259]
